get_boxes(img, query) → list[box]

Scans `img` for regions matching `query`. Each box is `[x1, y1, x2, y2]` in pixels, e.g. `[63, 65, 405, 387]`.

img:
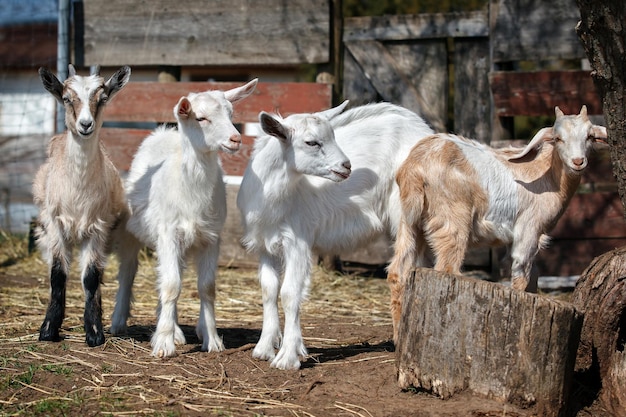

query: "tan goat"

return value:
[386, 106, 607, 342]
[34, 64, 130, 346]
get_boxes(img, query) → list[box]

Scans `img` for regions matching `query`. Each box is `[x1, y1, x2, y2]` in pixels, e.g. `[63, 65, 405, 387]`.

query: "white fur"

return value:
[110, 79, 258, 358]
[237, 102, 434, 369]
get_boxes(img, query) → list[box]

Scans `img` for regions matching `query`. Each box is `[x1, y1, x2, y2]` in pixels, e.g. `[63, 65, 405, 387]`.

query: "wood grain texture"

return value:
[397, 268, 582, 416]
[343, 11, 488, 42]
[490, 0, 584, 62]
[81, 0, 329, 66]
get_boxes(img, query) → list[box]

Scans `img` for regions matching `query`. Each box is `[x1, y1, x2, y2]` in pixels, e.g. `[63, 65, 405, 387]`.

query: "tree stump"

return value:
[396, 268, 583, 417]
[571, 246, 626, 416]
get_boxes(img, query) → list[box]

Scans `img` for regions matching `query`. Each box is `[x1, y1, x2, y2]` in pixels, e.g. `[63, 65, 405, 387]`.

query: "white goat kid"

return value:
[387, 106, 607, 342]
[237, 102, 434, 370]
[34, 64, 131, 346]
[110, 79, 258, 358]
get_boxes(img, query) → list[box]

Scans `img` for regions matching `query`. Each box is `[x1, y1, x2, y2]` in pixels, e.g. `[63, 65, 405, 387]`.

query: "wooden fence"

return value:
[341, 0, 625, 277]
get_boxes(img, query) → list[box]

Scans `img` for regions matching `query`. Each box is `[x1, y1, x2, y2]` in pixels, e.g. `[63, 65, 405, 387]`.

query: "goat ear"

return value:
[224, 78, 258, 104]
[317, 100, 349, 121]
[90, 65, 101, 76]
[68, 64, 76, 77]
[591, 125, 608, 143]
[508, 127, 553, 161]
[104, 66, 131, 101]
[38, 67, 64, 103]
[175, 97, 192, 120]
[259, 112, 290, 143]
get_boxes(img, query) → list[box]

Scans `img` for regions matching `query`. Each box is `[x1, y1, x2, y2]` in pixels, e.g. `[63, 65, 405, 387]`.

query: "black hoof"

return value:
[39, 323, 60, 342]
[86, 330, 105, 347]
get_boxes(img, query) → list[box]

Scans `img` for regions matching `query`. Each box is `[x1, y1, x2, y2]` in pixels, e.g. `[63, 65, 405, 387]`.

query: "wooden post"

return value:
[396, 268, 582, 417]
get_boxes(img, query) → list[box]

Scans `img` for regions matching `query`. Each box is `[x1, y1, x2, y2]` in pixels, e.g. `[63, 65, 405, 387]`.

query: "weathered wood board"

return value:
[396, 268, 582, 416]
[79, 0, 329, 66]
[490, 0, 584, 62]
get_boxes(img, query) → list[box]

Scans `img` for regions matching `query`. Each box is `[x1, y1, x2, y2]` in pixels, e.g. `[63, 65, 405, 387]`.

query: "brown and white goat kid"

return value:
[34, 64, 131, 346]
[387, 106, 607, 342]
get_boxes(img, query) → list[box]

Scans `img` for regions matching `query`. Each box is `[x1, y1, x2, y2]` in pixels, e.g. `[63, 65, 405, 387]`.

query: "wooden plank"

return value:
[489, 70, 602, 116]
[344, 40, 447, 131]
[397, 268, 582, 416]
[490, 0, 584, 62]
[343, 11, 488, 42]
[454, 38, 491, 142]
[550, 192, 625, 239]
[103, 82, 333, 123]
[81, 0, 329, 66]
[0, 23, 57, 68]
[100, 128, 148, 171]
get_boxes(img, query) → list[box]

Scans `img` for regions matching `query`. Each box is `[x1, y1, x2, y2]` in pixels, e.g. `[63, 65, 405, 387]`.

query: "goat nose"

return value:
[572, 157, 585, 167]
[229, 133, 241, 144]
[80, 120, 93, 131]
[343, 160, 352, 171]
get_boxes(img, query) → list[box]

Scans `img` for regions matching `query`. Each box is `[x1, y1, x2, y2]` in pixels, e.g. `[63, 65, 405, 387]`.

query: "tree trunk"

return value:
[396, 269, 583, 417]
[571, 247, 626, 416]
[576, 0, 626, 217]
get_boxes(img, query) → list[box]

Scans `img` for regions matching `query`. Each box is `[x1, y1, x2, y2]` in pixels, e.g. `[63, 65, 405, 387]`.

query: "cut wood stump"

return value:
[571, 246, 626, 417]
[396, 268, 583, 417]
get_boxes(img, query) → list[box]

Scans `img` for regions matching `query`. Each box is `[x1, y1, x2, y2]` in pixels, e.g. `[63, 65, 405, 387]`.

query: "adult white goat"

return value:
[387, 106, 607, 342]
[237, 101, 435, 370]
[110, 79, 258, 358]
[34, 64, 131, 346]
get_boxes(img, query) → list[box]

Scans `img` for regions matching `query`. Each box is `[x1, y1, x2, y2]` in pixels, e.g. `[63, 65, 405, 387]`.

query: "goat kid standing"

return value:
[237, 102, 434, 370]
[35, 64, 131, 346]
[110, 79, 258, 358]
[387, 106, 607, 342]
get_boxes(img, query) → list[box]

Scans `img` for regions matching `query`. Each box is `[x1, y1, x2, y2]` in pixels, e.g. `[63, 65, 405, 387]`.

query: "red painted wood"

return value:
[104, 82, 333, 123]
[489, 70, 602, 116]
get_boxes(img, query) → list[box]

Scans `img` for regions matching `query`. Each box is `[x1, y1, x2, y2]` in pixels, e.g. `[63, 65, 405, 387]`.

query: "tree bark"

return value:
[571, 247, 626, 416]
[576, 0, 626, 217]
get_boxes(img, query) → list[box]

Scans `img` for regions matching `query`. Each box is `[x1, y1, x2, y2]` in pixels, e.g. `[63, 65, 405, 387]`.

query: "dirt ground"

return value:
[0, 235, 608, 417]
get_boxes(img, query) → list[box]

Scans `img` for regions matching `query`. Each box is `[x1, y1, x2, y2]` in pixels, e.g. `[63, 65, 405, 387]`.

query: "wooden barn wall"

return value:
[78, 0, 329, 66]
[490, 0, 585, 63]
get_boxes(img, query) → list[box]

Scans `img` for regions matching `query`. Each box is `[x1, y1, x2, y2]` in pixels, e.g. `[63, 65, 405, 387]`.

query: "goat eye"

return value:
[553, 136, 562, 143]
[305, 141, 321, 148]
[196, 117, 209, 123]
[62, 96, 72, 104]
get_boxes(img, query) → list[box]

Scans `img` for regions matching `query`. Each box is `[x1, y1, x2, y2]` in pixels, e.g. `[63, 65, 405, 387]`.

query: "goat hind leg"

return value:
[110, 232, 141, 335]
[195, 244, 224, 352]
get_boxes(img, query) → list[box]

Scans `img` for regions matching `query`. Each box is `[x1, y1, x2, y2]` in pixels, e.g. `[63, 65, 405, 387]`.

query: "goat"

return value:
[387, 106, 607, 342]
[34, 64, 131, 346]
[110, 79, 258, 358]
[237, 101, 435, 369]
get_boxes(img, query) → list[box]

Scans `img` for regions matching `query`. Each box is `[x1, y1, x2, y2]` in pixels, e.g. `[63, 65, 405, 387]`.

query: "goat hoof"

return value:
[39, 329, 60, 342]
[86, 331, 105, 347]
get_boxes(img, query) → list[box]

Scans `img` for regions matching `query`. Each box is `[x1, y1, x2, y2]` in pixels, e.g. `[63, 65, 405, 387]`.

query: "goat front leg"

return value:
[151, 238, 185, 357]
[509, 231, 540, 292]
[194, 243, 224, 352]
[39, 254, 70, 342]
[253, 252, 283, 362]
[271, 239, 310, 370]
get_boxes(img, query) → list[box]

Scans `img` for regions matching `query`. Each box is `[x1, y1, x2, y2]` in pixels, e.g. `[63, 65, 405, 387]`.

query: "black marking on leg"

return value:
[83, 262, 105, 347]
[39, 257, 67, 342]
